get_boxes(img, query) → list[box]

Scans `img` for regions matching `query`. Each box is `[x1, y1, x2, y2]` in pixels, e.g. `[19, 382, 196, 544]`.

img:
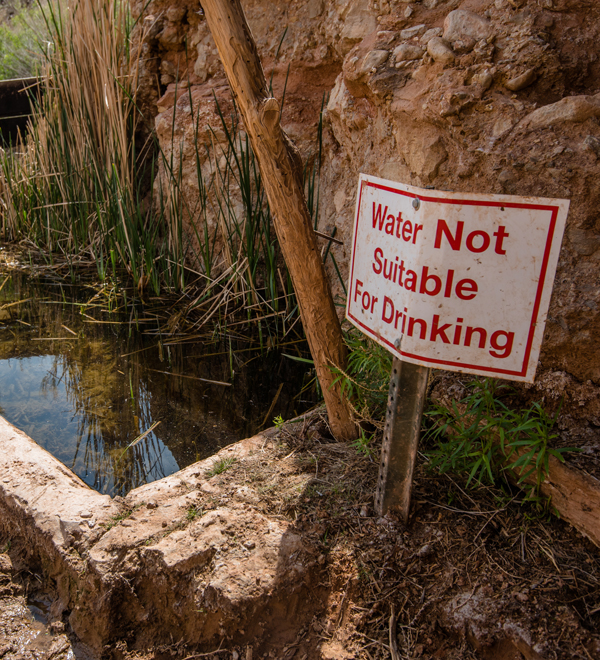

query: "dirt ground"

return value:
[0, 554, 76, 660]
[3, 410, 597, 660]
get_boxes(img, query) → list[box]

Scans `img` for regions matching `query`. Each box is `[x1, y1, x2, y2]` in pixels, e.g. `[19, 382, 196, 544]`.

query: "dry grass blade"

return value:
[118, 421, 161, 460]
[0, 276, 10, 296]
[147, 369, 231, 387]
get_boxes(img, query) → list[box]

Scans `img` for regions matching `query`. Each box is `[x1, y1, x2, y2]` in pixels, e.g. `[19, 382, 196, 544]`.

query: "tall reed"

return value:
[0, 4, 329, 337]
[0, 0, 181, 293]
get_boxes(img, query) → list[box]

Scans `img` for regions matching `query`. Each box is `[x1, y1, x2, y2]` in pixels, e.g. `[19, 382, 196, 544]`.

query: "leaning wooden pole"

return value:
[201, 0, 357, 440]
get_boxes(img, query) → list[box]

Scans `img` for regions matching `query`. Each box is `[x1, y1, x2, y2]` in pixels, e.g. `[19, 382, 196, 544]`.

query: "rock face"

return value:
[130, 0, 600, 446]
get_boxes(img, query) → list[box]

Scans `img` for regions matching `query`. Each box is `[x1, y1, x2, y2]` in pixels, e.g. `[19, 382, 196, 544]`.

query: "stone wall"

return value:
[130, 0, 600, 447]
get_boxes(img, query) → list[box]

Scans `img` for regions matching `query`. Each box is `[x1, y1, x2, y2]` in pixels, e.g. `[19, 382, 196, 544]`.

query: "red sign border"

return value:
[346, 178, 560, 378]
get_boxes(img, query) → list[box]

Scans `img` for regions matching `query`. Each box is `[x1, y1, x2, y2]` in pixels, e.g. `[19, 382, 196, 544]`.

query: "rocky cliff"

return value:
[130, 0, 600, 449]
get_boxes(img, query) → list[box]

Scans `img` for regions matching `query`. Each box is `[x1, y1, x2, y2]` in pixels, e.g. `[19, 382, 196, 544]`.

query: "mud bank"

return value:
[1, 412, 599, 659]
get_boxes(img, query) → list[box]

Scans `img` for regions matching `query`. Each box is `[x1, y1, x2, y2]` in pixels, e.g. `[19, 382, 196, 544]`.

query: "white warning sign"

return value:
[346, 174, 569, 383]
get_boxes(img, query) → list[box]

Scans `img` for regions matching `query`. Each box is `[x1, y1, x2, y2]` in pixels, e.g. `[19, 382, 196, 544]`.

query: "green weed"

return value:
[424, 378, 579, 501]
[330, 328, 392, 428]
[351, 429, 375, 459]
[102, 508, 133, 531]
[186, 506, 203, 521]
[205, 456, 236, 478]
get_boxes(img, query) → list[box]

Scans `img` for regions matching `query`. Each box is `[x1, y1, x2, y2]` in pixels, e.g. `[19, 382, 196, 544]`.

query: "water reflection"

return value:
[0, 265, 317, 495]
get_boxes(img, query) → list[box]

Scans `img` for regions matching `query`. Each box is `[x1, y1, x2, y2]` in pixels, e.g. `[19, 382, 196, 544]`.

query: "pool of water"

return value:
[0, 260, 317, 495]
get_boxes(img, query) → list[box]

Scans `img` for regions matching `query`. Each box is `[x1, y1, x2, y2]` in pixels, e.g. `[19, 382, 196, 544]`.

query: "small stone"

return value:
[146, 500, 158, 509]
[584, 135, 600, 157]
[420, 27, 442, 45]
[505, 68, 536, 92]
[49, 621, 65, 635]
[401, 24, 426, 40]
[393, 43, 424, 62]
[417, 544, 433, 558]
[244, 540, 256, 550]
[87, 520, 96, 529]
[404, 6, 413, 18]
[79, 511, 93, 519]
[520, 95, 600, 132]
[471, 70, 493, 91]
[0, 555, 12, 574]
[361, 49, 389, 73]
[360, 505, 369, 517]
[377, 31, 396, 44]
[165, 6, 186, 22]
[515, 592, 529, 602]
[162, 521, 168, 528]
[568, 228, 600, 256]
[498, 169, 513, 185]
[427, 37, 455, 65]
[443, 10, 491, 52]
[307, 0, 324, 19]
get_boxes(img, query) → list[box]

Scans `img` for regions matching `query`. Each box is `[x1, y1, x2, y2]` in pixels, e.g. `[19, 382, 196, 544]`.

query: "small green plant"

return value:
[424, 378, 579, 502]
[330, 328, 392, 428]
[273, 414, 285, 429]
[102, 508, 133, 531]
[186, 506, 203, 521]
[352, 429, 375, 459]
[205, 456, 236, 478]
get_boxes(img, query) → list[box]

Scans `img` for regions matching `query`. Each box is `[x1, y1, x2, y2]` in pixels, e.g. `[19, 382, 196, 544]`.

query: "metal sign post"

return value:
[375, 358, 429, 520]
[346, 174, 569, 522]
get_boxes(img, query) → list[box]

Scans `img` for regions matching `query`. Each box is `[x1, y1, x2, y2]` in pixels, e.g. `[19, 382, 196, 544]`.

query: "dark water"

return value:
[0, 259, 317, 496]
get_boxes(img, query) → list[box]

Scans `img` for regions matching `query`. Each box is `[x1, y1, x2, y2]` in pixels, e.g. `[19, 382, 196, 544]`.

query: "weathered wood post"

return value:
[200, 0, 357, 440]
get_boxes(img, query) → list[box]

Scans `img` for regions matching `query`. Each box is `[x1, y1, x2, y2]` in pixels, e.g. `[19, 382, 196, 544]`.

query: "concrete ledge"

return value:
[0, 416, 321, 656]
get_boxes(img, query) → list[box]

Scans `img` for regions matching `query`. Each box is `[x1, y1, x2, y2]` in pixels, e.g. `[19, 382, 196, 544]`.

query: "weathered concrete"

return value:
[0, 416, 322, 656]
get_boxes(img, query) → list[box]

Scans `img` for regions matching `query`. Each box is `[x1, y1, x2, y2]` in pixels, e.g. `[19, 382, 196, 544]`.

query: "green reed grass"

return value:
[0, 6, 326, 339]
[0, 0, 173, 291]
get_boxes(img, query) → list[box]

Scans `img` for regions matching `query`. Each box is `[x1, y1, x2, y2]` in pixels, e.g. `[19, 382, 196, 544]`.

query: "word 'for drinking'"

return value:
[353, 280, 514, 358]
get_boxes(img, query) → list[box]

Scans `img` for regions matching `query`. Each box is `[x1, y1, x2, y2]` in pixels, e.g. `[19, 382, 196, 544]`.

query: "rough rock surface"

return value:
[130, 0, 600, 450]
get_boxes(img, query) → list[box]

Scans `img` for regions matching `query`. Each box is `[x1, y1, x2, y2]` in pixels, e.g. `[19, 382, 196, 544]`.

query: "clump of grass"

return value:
[330, 328, 392, 428]
[205, 456, 236, 478]
[102, 508, 133, 531]
[186, 506, 204, 521]
[352, 429, 375, 460]
[0, 0, 188, 294]
[424, 378, 580, 504]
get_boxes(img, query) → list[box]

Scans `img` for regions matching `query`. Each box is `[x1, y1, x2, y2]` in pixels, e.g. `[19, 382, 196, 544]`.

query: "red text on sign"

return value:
[372, 203, 423, 244]
[372, 248, 478, 300]
[434, 219, 510, 255]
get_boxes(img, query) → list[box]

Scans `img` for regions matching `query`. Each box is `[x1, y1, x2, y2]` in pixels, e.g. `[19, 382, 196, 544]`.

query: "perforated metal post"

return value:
[375, 358, 429, 522]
